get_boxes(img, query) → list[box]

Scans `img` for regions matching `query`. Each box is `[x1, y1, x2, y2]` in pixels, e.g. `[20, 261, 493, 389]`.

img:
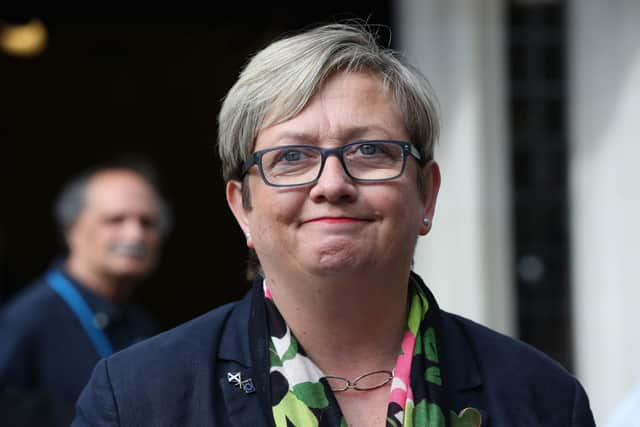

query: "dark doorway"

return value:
[507, 1, 573, 369]
[0, 4, 391, 330]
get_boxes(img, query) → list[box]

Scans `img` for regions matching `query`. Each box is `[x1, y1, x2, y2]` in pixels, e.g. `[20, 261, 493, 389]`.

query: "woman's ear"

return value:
[419, 160, 441, 236]
[226, 180, 254, 248]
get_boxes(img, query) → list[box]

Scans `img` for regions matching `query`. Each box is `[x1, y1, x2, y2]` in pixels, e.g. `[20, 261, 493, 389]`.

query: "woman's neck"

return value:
[265, 268, 410, 378]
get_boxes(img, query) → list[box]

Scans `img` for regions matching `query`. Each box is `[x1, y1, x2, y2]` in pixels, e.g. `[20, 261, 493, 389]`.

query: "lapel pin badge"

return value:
[241, 378, 256, 394]
[227, 371, 255, 394]
[227, 372, 242, 386]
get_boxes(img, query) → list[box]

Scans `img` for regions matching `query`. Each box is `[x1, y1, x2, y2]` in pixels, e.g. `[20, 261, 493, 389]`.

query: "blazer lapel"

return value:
[441, 311, 490, 426]
[218, 360, 270, 427]
[217, 284, 490, 427]
[217, 290, 272, 427]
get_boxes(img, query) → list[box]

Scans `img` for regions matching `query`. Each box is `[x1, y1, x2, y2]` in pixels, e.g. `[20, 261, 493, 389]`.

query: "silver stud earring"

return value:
[245, 232, 251, 239]
[423, 217, 431, 226]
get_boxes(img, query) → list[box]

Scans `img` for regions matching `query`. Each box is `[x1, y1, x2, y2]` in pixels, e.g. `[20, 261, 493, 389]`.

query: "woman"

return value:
[73, 23, 595, 426]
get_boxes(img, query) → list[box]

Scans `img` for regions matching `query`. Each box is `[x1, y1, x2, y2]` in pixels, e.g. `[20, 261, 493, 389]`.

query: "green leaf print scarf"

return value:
[250, 272, 482, 426]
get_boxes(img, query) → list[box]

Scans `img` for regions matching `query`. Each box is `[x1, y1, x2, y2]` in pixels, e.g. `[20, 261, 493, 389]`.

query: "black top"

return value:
[0, 265, 158, 426]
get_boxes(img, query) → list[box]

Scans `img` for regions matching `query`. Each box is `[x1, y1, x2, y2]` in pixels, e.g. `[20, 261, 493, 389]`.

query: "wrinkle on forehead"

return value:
[313, 72, 400, 140]
[256, 72, 408, 149]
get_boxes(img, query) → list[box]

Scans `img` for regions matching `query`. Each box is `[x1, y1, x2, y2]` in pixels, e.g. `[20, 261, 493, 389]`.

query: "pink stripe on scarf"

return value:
[388, 329, 417, 406]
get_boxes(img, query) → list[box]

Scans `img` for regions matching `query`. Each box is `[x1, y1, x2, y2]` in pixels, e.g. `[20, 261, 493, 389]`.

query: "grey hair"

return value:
[54, 164, 173, 239]
[217, 22, 440, 182]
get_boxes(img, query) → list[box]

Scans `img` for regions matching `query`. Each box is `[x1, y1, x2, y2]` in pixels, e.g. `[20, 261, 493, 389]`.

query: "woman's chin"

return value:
[302, 246, 371, 277]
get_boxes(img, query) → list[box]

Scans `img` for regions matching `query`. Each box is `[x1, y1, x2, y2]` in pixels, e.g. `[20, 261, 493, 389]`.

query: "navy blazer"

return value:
[73, 290, 595, 426]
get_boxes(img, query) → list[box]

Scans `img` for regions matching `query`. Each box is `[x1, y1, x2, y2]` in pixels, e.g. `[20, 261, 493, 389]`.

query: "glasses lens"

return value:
[343, 142, 405, 181]
[325, 376, 350, 392]
[352, 371, 393, 391]
[261, 146, 322, 186]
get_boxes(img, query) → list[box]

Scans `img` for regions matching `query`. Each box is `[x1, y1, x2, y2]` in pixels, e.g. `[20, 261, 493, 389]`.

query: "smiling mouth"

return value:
[303, 217, 370, 225]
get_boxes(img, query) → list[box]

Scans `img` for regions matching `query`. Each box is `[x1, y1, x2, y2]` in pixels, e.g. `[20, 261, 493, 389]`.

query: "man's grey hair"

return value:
[54, 163, 173, 239]
[217, 22, 440, 183]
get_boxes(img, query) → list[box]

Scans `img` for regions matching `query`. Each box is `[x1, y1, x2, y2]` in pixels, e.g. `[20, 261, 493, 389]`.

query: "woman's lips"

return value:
[303, 217, 369, 224]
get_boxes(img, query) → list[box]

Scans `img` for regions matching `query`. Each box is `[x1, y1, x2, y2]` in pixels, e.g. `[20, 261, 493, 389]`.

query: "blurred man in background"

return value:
[0, 161, 171, 425]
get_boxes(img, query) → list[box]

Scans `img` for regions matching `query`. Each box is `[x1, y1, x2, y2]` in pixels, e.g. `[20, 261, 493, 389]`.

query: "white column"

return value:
[396, 0, 514, 335]
[569, 1, 640, 424]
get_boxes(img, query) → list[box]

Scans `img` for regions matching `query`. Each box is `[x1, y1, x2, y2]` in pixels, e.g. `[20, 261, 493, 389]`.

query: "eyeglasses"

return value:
[325, 370, 394, 392]
[240, 140, 422, 187]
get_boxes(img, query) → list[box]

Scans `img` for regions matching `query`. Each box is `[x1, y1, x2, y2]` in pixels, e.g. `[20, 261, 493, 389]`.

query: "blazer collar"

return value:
[217, 290, 253, 367]
[217, 282, 274, 427]
[216, 282, 488, 425]
[441, 310, 483, 391]
[218, 277, 486, 388]
[441, 310, 489, 424]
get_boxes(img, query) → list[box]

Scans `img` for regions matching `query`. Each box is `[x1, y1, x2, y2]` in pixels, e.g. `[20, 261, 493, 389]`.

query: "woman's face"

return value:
[227, 71, 440, 280]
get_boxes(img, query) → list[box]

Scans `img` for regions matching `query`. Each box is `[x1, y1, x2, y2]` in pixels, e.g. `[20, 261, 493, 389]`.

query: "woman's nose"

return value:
[309, 156, 357, 203]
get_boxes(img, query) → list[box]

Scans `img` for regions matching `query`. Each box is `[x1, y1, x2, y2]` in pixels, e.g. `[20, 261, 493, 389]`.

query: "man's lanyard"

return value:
[46, 269, 114, 358]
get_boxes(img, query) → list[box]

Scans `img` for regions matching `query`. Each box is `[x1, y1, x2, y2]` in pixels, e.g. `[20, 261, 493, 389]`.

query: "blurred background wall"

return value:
[400, 1, 640, 424]
[569, 1, 640, 423]
[1, 1, 637, 424]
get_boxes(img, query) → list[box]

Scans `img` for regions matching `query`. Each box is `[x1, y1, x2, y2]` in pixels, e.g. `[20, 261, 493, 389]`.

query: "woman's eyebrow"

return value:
[270, 125, 397, 145]
[343, 125, 398, 141]
[269, 130, 318, 145]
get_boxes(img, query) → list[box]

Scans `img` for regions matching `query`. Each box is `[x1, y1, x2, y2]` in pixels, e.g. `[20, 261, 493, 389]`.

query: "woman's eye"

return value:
[265, 148, 317, 171]
[358, 144, 381, 155]
[282, 150, 304, 161]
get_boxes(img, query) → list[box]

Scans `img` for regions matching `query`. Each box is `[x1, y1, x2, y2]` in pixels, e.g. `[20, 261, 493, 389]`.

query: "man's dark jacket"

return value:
[0, 268, 157, 426]
[72, 287, 595, 426]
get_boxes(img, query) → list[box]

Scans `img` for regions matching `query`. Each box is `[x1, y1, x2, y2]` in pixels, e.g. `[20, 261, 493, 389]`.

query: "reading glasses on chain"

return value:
[325, 370, 394, 392]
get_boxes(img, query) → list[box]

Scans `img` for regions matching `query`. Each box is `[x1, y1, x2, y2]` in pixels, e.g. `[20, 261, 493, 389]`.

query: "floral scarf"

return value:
[256, 273, 482, 427]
